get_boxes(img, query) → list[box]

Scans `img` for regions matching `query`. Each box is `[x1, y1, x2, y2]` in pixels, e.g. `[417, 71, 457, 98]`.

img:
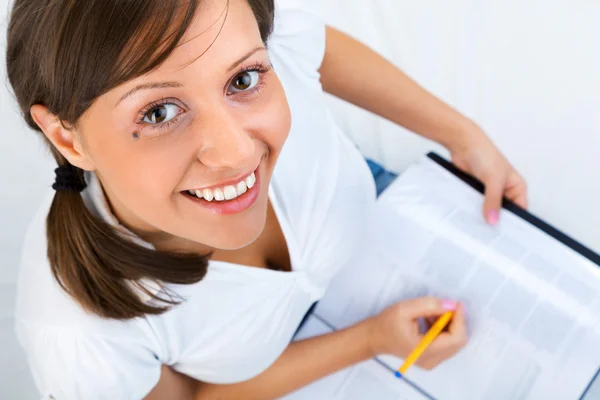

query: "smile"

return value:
[186, 171, 256, 202]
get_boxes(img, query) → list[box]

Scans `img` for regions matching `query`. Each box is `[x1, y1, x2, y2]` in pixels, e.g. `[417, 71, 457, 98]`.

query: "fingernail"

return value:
[441, 300, 457, 310]
[487, 209, 499, 225]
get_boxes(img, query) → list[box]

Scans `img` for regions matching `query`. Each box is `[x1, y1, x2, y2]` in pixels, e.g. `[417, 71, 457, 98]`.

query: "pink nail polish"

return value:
[441, 300, 457, 311]
[488, 209, 499, 225]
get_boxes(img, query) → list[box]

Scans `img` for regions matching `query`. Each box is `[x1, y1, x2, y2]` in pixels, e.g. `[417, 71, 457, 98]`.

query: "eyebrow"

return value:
[115, 81, 183, 107]
[226, 46, 266, 72]
[115, 46, 267, 107]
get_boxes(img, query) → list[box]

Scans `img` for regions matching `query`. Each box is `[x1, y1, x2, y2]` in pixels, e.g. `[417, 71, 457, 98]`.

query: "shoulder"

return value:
[16, 191, 80, 325]
[17, 319, 161, 400]
[15, 192, 162, 399]
[269, 0, 326, 76]
[16, 191, 57, 321]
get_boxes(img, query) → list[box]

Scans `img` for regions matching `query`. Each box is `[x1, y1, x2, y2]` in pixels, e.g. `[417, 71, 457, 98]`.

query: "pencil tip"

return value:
[395, 371, 402, 378]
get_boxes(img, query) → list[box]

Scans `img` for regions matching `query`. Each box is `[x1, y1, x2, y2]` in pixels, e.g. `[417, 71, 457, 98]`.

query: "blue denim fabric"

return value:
[294, 159, 398, 336]
[366, 159, 399, 197]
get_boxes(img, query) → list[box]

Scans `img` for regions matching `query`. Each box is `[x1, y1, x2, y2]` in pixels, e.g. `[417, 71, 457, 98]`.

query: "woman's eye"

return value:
[142, 103, 181, 124]
[229, 70, 260, 93]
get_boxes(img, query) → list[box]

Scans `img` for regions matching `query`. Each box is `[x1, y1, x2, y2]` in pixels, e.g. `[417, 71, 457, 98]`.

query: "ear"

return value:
[30, 104, 96, 171]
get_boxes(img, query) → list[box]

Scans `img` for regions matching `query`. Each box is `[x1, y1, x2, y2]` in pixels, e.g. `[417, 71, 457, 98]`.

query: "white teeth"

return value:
[188, 171, 256, 202]
[246, 172, 256, 189]
[223, 185, 237, 200]
[236, 181, 247, 195]
[202, 189, 214, 201]
[213, 188, 225, 201]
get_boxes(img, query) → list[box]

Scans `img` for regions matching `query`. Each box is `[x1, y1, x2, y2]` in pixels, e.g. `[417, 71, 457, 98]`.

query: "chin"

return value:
[193, 210, 268, 251]
[221, 234, 261, 251]
[205, 230, 262, 251]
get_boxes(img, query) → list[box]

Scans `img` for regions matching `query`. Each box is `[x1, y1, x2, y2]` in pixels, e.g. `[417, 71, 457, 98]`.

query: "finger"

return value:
[515, 193, 528, 209]
[423, 304, 468, 353]
[416, 337, 456, 370]
[452, 157, 469, 172]
[483, 175, 505, 225]
[417, 347, 456, 371]
[505, 176, 528, 209]
[505, 185, 528, 209]
[417, 358, 440, 371]
[401, 296, 458, 319]
[447, 302, 467, 345]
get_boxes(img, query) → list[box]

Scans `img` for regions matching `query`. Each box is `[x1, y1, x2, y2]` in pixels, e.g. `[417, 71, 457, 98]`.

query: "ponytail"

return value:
[46, 163, 209, 320]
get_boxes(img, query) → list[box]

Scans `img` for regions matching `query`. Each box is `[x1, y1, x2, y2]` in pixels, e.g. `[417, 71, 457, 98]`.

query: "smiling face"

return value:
[70, 0, 291, 253]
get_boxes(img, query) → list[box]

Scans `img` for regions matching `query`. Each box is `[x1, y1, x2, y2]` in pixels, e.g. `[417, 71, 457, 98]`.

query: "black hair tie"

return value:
[52, 164, 87, 193]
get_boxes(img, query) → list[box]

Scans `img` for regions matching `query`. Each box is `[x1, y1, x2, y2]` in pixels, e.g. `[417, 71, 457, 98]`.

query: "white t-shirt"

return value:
[15, 1, 376, 398]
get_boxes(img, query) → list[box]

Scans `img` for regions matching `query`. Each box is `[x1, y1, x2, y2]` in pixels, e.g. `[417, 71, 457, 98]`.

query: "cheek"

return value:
[87, 128, 189, 204]
[271, 89, 292, 149]
[245, 78, 291, 153]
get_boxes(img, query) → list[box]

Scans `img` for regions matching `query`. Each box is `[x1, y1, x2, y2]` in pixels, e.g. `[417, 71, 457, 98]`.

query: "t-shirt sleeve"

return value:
[21, 324, 161, 400]
[268, 0, 327, 75]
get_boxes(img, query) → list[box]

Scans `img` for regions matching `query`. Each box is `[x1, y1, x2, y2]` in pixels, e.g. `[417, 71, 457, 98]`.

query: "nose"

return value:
[196, 106, 256, 170]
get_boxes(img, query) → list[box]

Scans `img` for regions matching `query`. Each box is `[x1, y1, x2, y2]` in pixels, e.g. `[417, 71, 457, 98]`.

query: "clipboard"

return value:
[288, 152, 600, 400]
[426, 151, 600, 399]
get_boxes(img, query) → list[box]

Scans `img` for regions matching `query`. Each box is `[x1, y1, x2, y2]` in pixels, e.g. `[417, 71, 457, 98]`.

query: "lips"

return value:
[186, 172, 256, 202]
[182, 167, 262, 215]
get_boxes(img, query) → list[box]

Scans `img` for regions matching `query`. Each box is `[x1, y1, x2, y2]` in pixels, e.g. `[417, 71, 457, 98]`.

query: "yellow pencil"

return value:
[395, 311, 454, 378]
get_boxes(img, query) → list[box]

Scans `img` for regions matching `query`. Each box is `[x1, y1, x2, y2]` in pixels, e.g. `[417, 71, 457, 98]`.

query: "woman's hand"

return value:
[319, 25, 528, 224]
[367, 296, 467, 370]
[449, 126, 528, 225]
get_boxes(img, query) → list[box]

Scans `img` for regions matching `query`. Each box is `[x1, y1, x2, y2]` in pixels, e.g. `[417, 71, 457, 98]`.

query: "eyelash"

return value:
[135, 61, 273, 135]
[135, 97, 182, 134]
[226, 61, 272, 95]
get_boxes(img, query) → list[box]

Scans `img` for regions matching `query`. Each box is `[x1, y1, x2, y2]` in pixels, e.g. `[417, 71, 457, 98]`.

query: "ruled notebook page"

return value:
[311, 156, 600, 400]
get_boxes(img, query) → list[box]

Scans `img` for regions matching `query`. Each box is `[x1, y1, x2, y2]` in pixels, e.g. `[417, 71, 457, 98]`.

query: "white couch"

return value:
[1, 0, 598, 397]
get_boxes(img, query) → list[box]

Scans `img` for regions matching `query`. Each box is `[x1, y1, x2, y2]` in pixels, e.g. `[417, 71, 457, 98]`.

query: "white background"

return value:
[1, 0, 599, 398]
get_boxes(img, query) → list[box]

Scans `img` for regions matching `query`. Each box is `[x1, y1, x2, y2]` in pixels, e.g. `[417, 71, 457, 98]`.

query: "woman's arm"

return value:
[319, 26, 528, 223]
[145, 365, 197, 400]
[145, 321, 372, 400]
[319, 26, 474, 151]
[145, 297, 466, 400]
[194, 318, 374, 399]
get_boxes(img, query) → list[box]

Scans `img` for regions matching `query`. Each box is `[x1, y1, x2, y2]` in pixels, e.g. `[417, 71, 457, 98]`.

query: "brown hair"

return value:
[6, 0, 275, 319]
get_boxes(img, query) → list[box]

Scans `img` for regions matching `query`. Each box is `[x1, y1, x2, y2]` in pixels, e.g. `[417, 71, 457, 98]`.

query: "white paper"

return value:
[282, 315, 429, 400]
[314, 156, 600, 400]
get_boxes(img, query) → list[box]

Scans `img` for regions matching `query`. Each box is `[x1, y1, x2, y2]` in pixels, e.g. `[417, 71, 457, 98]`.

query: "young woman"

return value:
[7, 0, 527, 398]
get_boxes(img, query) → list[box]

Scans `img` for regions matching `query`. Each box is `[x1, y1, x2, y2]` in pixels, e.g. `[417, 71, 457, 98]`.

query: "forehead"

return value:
[150, 0, 263, 76]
